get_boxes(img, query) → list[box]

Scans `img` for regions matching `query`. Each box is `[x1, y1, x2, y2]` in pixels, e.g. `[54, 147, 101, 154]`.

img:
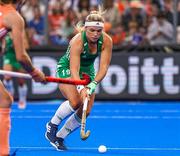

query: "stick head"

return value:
[82, 73, 91, 85]
[81, 130, 90, 140]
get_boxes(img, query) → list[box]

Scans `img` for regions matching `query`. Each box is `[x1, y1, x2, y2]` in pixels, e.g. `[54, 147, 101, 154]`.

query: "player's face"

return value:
[86, 27, 103, 43]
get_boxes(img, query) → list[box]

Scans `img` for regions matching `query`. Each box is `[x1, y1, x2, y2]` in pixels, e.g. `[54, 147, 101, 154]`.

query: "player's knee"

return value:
[4, 94, 13, 107]
[70, 99, 82, 110]
[1, 92, 13, 108]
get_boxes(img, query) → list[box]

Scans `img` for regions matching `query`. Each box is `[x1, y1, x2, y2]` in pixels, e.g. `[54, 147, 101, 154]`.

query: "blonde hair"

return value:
[75, 5, 105, 33]
[75, 21, 84, 33]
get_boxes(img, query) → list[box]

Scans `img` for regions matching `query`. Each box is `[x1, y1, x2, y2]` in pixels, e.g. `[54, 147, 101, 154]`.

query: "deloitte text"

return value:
[26, 53, 180, 100]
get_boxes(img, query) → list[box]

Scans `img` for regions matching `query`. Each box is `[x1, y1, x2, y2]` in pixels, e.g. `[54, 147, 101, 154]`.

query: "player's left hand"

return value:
[86, 80, 97, 95]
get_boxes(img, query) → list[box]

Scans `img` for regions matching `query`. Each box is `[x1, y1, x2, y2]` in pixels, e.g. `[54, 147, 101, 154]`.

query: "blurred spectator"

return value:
[49, 0, 78, 12]
[144, 0, 157, 17]
[125, 21, 144, 45]
[145, 1, 160, 32]
[177, 26, 180, 44]
[18, 0, 178, 47]
[60, 8, 78, 41]
[151, 0, 163, 11]
[116, 0, 129, 14]
[146, 11, 173, 45]
[162, 0, 174, 24]
[177, 1, 180, 44]
[90, 0, 99, 9]
[76, 0, 90, 22]
[103, 0, 121, 29]
[147, 1, 159, 17]
[48, 2, 64, 32]
[78, 9, 89, 23]
[177, 1, 180, 26]
[27, 5, 45, 46]
[48, 1, 67, 45]
[122, 0, 146, 31]
[103, 0, 122, 45]
[78, 0, 90, 12]
[21, 0, 45, 22]
[111, 25, 126, 45]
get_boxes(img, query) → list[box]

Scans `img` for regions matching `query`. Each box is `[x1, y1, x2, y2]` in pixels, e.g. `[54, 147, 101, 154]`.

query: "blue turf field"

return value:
[10, 101, 180, 156]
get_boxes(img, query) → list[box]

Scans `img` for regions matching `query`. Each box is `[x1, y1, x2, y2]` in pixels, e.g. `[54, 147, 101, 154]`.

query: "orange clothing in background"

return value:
[117, 2, 125, 14]
[112, 32, 126, 45]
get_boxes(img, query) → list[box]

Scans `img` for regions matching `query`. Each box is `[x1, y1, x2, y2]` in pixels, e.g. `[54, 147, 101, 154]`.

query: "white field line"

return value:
[11, 109, 180, 113]
[10, 146, 180, 151]
[11, 115, 180, 119]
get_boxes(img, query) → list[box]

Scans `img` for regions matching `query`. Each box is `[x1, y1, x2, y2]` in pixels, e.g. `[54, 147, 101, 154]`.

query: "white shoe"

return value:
[18, 101, 26, 109]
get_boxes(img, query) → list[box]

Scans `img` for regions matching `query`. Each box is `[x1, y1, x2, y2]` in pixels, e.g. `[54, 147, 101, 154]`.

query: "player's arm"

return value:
[3, 12, 45, 82]
[23, 30, 30, 50]
[94, 34, 112, 83]
[7, 12, 35, 73]
[86, 34, 112, 95]
[70, 34, 83, 80]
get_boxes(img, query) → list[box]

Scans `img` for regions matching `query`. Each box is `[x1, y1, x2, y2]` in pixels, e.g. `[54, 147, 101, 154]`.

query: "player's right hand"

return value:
[86, 80, 97, 95]
[30, 68, 46, 83]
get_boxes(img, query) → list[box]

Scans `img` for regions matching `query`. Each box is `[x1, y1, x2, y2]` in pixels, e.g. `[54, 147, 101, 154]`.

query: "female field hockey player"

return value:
[0, 0, 46, 155]
[45, 7, 113, 151]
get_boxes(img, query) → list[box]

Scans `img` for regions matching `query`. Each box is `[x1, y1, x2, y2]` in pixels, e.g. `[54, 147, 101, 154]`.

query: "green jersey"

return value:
[56, 31, 103, 80]
[3, 34, 22, 70]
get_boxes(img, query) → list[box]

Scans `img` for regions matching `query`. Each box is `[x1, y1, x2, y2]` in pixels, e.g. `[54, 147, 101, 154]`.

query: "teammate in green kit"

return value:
[45, 7, 113, 151]
[3, 33, 28, 109]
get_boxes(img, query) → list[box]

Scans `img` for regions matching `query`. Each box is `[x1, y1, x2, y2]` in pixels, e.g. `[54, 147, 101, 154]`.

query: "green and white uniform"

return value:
[56, 31, 103, 81]
[3, 34, 22, 70]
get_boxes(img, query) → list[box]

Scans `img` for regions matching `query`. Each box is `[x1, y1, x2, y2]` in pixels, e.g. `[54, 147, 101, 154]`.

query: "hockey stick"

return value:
[0, 70, 90, 85]
[0, 28, 9, 39]
[80, 97, 90, 140]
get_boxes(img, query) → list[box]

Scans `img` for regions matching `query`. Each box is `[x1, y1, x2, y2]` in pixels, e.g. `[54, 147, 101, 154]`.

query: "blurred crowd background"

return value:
[20, 0, 180, 49]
